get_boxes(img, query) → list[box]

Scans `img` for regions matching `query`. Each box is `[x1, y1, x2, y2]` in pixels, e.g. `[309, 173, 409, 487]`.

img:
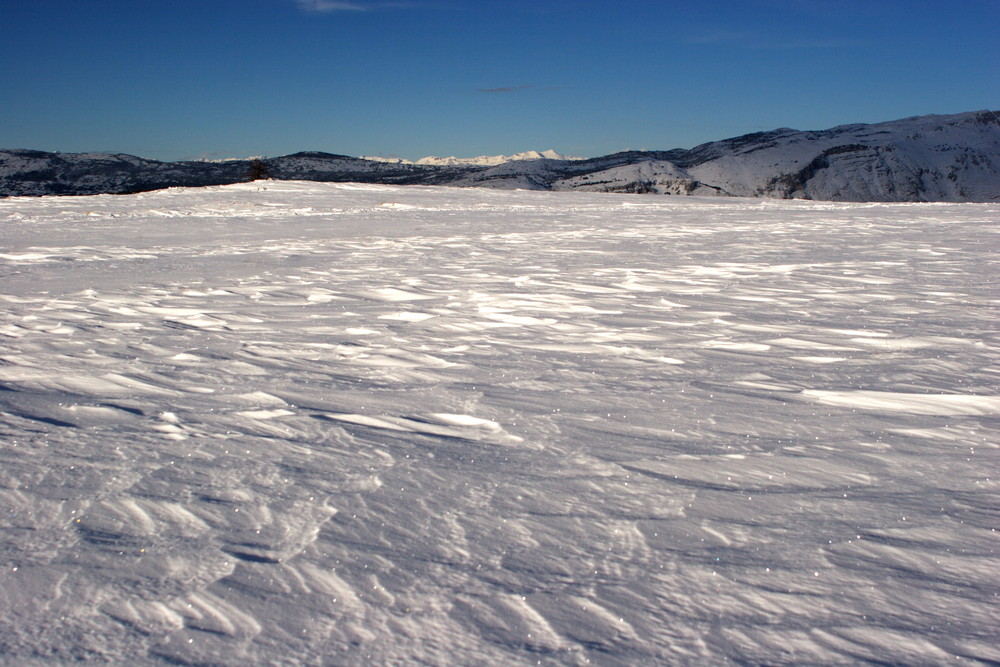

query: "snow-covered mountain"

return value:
[541, 110, 998, 201]
[610, 110, 1000, 201]
[3, 111, 998, 201]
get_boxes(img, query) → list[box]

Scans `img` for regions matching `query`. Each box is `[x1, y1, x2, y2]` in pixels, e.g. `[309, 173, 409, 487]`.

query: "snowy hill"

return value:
[1, 182, 998, 663]
[554, 159, 728, 195]
[0, 149, 249, 196]
[683, 110, 1000, 201]
[0, 150, 474, 196]
[2, 111, 998, 200]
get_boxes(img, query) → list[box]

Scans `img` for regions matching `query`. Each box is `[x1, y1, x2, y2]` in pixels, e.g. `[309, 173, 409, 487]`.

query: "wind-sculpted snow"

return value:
[0, 181, 998, 664]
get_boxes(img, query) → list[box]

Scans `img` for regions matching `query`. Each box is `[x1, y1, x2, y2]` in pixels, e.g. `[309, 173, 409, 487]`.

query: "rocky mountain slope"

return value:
[2, 111, 997, 201]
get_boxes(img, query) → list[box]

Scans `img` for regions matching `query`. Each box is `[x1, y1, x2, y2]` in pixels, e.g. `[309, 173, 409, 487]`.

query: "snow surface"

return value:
[1, 181, 998, 665]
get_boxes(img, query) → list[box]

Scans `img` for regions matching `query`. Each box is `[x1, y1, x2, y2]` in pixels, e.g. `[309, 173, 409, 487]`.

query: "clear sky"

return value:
[2, 0, 998, 162]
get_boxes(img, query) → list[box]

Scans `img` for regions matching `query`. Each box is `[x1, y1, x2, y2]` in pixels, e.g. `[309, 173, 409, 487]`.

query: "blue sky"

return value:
[2, 0, 997, 161]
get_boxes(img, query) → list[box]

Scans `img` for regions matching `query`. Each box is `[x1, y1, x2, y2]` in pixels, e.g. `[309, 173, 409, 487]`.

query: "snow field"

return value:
[0, 181, 998, 664]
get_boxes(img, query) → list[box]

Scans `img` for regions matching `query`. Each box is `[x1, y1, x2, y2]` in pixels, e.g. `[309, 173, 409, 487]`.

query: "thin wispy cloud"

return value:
[477, 85, 533, 94]
[749, 38, 863, 50]
[475, 85, 566, 94]
[296, 0, 422, 13]
[681, 28, 859, 50]
[297, 0, 366, 12]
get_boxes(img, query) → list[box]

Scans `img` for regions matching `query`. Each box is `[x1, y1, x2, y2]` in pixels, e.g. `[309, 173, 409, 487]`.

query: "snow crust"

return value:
[1, 181, 998, 664]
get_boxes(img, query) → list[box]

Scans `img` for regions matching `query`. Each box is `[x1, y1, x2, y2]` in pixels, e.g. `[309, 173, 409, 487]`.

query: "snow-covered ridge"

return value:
[360, 149, 582, 166]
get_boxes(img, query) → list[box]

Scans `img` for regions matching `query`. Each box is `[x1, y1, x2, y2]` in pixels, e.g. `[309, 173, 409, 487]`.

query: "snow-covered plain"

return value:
[1, 181, 997, 665]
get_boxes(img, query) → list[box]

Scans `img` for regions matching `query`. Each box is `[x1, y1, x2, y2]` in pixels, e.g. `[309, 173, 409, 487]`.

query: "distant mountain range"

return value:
[361, 149, 584, 167]
[2, 111, 998, 201]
